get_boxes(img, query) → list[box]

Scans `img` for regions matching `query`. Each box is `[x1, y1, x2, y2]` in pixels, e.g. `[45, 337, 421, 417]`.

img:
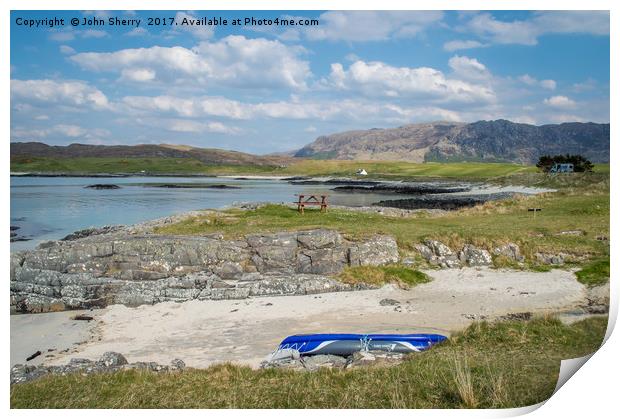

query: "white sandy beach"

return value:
[11, 267, 590, 369]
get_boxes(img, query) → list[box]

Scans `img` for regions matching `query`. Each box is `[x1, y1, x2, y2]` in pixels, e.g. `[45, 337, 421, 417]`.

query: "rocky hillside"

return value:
[295, 120, 610, 164]
[11, 142, 288, 166]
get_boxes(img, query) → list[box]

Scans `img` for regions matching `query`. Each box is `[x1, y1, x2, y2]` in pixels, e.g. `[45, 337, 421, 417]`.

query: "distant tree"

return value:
[536, 154, 594, 173]
[536, 155, 555, 172]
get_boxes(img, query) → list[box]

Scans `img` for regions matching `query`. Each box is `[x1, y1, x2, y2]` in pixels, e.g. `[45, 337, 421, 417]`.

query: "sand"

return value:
[11, 267, 590, 368]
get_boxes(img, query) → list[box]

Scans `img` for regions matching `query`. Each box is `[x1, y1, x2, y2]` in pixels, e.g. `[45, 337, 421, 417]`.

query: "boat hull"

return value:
[277, 333, 447, 356]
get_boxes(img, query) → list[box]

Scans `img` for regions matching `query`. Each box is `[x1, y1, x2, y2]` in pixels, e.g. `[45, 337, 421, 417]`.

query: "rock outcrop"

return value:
[414, 240, 463, 268]
[11, 352, 184, 385]
[415, 240, 514, 268]
[261, 350, 406, 371]
[11, 229, 399, 313]
[492, 243, 525, 262]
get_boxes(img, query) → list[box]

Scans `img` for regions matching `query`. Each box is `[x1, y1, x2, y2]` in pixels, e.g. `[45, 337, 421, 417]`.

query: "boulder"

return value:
[458, 245, 492, 266]
[424, 240, 453, 257]
[302, 354, 347, 371]
[348, 235, 399, 266]
[535, 253, 565, 265]
[345, 351, 405, 369]
[296, 248, 347, 274]
[99, 352, 128, 367]
[297, 229, 342, 250]
[413, 244, 434, 261]
[492, 243, 524, 262]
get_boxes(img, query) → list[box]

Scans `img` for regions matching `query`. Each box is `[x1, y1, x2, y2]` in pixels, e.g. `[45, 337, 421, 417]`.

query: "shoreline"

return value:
[11, 267, 603, 369]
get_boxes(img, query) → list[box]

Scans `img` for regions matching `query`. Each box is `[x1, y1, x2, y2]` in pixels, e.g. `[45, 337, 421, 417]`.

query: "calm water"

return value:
[10, 176, 411, 250]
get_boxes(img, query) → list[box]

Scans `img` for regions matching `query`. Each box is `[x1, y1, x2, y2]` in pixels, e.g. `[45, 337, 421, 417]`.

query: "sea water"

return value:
[10, 176, 411, 250]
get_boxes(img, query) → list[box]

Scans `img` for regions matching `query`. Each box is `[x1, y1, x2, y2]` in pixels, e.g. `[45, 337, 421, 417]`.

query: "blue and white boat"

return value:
[275, 333, 447, 356]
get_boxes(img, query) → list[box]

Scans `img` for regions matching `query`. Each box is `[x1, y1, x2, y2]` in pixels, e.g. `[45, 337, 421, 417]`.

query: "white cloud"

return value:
[448, 55, 491, 80]
[544, 95, 577, 109]
[308, 11, 443, 41]
[11, 124, 110, 141]
[48, 29, 76, 42]
[48, 28, 109, 42]
[462, 11, 609, 46]
[59, 45, 76, 55]
[120, 68, 156, 82]
[540, 80, 557, 90]
[518, 74, 556, 90]
[70, 35, 311, 90]
[572, 78, 597, 92]
[11, 79, 110, 110]
[266, 11, 443, 42]
[166, 119, 240, 134]
[120, 94, 462, 124]
[82, 29, 108, 39]
[533, 11, 609, 36]
[325, 59, 495, 103]
[443, 40, 486, 52]
[167, 11, 214, 40]
[547, 113, 585, 123]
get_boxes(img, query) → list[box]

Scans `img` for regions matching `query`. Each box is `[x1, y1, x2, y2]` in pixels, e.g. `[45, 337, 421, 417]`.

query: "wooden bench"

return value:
[295, 194, 328, 214]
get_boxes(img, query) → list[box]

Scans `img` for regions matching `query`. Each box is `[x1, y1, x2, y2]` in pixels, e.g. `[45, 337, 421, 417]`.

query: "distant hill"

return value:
[11, 142, 289, 166]
[295, 120, 610, 164]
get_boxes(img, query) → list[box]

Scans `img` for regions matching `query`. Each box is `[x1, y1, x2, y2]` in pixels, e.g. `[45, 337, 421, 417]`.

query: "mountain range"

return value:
[10, 142, 289, 166]
[295, 120, 610, 164]
[11, 119, 610, 165]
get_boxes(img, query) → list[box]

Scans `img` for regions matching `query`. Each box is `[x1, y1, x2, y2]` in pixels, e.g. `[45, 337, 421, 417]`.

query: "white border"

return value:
[2, 1, 616, 418]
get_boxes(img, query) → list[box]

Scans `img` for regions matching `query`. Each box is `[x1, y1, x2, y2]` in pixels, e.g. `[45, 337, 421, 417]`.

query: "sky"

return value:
[10, 10, 610, 154]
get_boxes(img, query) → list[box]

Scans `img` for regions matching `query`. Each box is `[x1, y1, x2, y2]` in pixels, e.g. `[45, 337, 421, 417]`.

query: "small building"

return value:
[356, 169, 368, 176]
[549, 163, 574, 173]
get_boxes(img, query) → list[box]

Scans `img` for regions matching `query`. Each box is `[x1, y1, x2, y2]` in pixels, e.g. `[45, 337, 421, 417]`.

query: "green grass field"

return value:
[10, 316, 607, 408]
[155, 172, 609, 271]
[11, 157, 541, 179]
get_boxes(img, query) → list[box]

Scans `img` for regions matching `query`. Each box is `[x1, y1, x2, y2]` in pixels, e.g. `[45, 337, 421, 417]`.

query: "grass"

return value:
[12, 157, 538, 180]
[155, 173, 609, 266]
[10, 157, 279, 176]
[10, 316, 607, 409]
[339, 265, 431, 288]
[575, 258, 610, 287]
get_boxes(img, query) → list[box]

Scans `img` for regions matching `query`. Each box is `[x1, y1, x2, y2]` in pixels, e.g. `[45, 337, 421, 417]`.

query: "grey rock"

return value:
[346, 351, 405, 369]
[170, 359, 186, 370]
[10, 354, 182, 385]
[379, 298, 401, 306]
[459, 244, 492, 266]
[11, 227, 400, 312]
[99, 352, 128, 367]
[492, 243, 524, 262]
[301, 354, 347, 371]
[297, 248, 347, 274]
[297, 229, 342, 250]
[413, 244, 434, 260]
[424, 240, 453, 257]
[535, 252, 565, 265]
[348, 235, 399, 266]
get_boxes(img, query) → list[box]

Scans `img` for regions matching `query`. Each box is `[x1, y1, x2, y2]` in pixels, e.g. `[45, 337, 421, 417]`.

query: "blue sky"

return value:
[10, 10, 610, 154]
